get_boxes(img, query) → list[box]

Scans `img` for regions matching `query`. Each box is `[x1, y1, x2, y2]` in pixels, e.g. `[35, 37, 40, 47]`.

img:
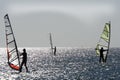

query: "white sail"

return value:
[49, 33, 54, 54]
[4, 14, 21, 70]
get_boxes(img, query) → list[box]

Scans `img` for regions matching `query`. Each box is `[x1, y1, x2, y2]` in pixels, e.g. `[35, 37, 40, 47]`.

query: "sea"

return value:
[0, 47, 120, 80]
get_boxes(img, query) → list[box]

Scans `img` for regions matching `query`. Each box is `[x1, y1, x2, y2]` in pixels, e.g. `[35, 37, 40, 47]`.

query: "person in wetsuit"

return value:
[53, 46, 56, 56]
[99, 47, 108, 63]
[19, 48, 28, 73]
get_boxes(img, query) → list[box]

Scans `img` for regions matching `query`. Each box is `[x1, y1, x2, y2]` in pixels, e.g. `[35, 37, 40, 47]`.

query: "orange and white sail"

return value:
[4, 14, 21, 70]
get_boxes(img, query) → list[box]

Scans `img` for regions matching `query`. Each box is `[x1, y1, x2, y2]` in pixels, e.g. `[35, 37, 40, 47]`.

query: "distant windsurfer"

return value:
[53, 46, 56, 56]
[19, 48, 28, 73]
[99, 47, 108, 63]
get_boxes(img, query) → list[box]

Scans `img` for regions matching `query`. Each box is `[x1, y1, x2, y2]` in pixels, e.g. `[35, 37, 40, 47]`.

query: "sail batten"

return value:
[95, 22, 111, 56]
[9, 48, 16, 53]
[7, 40, 14, 44]
[4, 14, 21, 70]
[7, 33, 13, 36]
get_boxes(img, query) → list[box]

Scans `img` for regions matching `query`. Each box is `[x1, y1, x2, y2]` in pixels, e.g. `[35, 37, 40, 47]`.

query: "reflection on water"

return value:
[0, 47, 120, 80]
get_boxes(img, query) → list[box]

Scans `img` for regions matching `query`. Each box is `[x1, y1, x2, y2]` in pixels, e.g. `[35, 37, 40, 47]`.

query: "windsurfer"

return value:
[19, 48, 28, 73]
[53, 46, 56, 56]
[99, 47, 108, 63]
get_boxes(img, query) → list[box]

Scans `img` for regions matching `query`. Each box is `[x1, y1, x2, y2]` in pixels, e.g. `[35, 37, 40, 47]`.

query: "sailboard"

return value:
[4, 14, 21, 70]
[95, 21, 111, 61]
[49, 33, 54, 54]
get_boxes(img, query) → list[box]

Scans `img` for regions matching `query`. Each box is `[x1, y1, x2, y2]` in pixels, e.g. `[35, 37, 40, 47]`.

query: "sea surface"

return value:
[0, 47, 120, 80]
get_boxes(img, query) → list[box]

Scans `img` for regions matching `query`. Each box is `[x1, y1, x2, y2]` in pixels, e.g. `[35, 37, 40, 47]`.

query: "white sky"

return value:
[0, 0, 120, 47]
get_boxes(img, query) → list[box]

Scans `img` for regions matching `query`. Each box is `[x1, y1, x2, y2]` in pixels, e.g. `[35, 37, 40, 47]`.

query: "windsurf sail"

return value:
[95, 21, 111, 60]
[49, 33, 54, 54]
[4, 14, 20, 70]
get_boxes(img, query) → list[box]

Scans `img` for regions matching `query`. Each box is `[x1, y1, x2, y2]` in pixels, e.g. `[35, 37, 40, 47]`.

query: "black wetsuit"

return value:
[99, 48, 104, 63]
[54, 47, 56, 56]
[99, 48, 108, 63]
[19, 52, 28, 72]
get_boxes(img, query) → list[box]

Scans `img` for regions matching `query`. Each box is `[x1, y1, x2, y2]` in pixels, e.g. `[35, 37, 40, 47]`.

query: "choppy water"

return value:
[0, 47, 120, 80]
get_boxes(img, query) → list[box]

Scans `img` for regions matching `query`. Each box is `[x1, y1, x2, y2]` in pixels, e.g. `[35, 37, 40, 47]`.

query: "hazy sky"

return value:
[0, 0, 120, 47]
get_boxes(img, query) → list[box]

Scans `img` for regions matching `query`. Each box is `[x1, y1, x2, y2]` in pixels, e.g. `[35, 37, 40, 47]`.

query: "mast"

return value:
[108, 21, 111, 53]
[105, 21, 111, 62]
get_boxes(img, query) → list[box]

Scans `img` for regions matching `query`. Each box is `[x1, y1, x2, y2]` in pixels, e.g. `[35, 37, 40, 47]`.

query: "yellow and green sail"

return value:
[96, 22, 111, 55]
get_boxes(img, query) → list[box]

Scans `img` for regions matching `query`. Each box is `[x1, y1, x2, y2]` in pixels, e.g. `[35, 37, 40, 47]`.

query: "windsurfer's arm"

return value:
[103, 49, 108, 51]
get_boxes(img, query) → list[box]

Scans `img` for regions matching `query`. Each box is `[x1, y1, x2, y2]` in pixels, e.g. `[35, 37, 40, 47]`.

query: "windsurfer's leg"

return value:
[54, 52, 55, 55]
[26, 66, 28, 72]
[102, 57, 104, 63]
[19, 61, 24, 72]
[24, 61, 28, 72]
